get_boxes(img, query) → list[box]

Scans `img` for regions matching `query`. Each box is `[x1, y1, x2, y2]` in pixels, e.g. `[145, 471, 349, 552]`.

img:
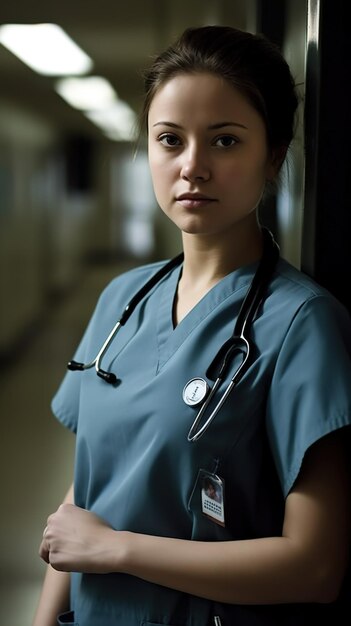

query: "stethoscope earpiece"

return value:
[67, 360, 85, 371]
[97, 370, 118, 385]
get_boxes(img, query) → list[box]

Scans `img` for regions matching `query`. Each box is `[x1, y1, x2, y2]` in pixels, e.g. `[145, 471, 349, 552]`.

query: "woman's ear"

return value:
[267, 145, 288, 180]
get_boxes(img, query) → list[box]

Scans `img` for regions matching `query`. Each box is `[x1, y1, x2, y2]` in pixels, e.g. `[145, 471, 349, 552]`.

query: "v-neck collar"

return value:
[155, 260, 258, 373]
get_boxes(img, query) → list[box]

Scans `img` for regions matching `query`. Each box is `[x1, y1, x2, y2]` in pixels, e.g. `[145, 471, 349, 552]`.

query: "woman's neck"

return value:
[180, 225, 263, 289]
[173, 225, 264, 326]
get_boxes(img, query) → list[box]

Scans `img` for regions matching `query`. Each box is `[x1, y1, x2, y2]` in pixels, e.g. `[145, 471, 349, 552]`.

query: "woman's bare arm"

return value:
[32, 483, 74, 626]
[120, 431, 350, 604]
[40, 431, 350, 605]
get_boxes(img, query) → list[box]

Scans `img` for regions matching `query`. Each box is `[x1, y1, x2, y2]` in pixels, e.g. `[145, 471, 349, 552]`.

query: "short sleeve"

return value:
[50, 275, 122, 433]
[51, 310, 97, 433]
[266, 294, 351, 497]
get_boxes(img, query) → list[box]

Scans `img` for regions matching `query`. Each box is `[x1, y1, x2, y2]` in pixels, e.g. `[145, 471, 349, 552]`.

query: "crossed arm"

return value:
[33, 430, 350, 625]
[32, 484, 73, 626]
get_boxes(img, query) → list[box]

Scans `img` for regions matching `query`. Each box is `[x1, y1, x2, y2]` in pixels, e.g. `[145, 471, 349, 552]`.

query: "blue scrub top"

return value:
[52, 256, 351, 626]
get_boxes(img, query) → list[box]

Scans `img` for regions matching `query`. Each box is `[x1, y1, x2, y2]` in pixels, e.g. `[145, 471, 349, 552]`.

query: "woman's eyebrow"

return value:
[152, 121, 248, 130]
[208, 121, 248, 130]
[152, 121, 183, 128]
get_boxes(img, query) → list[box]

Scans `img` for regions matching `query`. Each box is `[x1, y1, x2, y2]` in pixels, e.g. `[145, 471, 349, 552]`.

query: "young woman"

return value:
[32, 25, 351, 626]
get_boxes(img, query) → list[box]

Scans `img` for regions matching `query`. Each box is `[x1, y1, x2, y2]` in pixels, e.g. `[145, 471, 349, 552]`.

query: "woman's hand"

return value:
[39, 503, 120, 574]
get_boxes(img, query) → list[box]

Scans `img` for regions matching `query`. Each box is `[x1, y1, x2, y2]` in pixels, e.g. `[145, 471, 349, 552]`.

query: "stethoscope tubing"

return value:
[187, 336, 250, 442]
[68, 252, 184, 383]
[67, 228, 279, 441]
[187, 228, 279, 441]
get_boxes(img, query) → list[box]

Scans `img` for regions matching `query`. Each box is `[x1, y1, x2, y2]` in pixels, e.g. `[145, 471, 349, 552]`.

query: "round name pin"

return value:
[182, 377, 209, 406]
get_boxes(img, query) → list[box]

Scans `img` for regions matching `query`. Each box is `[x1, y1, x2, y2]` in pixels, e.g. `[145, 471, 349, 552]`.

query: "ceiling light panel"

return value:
[55, 76, 118, 110]
[0, 23, 93, 76]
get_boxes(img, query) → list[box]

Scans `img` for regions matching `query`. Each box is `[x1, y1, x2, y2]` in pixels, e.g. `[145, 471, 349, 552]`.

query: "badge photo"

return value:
[201, 473, 225, 527]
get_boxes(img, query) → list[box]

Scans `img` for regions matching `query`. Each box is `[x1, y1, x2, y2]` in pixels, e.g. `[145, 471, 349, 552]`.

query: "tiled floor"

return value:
[0, 259, 136, 626]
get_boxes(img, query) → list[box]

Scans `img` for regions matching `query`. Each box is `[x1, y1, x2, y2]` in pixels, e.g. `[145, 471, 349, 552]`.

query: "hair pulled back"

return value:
[141, 25, 298, 152]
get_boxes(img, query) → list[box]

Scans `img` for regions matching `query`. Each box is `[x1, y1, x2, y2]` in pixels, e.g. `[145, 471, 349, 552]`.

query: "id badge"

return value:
[201, 471, 225, 527]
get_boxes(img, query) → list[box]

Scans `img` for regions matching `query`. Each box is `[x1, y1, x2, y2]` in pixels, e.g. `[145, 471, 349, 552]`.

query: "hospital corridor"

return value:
[0, 258, 138, 625]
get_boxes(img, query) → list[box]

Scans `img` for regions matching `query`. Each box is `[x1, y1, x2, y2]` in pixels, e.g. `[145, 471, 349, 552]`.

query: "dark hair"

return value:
[140, 25, 298, 153]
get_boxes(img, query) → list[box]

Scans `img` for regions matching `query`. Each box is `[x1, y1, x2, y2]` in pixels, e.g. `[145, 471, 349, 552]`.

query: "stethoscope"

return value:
[68, 227, 279, 442]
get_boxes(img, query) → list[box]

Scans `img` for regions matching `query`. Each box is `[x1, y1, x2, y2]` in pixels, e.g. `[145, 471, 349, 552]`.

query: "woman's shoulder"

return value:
[274, 258, 348, 312]
[107, 258, 169, 286]
[97, 258, 173, 305]
[276, 258, 332, 298]
[272, 257, 351, 342]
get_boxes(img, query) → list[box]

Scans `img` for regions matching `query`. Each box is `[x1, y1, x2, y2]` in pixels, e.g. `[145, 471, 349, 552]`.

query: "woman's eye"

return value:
[214, 135, 237, 148]
[159, 134, 181, 147]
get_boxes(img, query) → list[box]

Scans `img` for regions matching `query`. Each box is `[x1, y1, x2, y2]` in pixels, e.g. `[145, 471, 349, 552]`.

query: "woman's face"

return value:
[148, 72, 277, 240]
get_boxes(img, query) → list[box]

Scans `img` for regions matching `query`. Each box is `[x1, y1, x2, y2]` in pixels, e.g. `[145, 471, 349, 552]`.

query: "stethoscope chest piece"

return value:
[183, 377, 209, 406]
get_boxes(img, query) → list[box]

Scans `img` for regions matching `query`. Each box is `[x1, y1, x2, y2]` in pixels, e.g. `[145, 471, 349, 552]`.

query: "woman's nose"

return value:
[180, 147, 211, 182]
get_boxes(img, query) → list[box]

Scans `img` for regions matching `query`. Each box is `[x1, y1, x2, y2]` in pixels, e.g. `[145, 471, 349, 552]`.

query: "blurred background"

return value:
[0, 0, 349, 624]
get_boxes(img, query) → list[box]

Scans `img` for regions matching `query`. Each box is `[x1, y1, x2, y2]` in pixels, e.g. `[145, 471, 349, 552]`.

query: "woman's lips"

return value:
[176, 194, 216, 209]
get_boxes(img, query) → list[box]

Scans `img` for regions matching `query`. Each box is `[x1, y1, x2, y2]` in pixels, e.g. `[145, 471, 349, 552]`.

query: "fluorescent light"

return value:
[55, 76, 118, 110]
[85, 101, 138, 142]
[0, 23, 93, 76]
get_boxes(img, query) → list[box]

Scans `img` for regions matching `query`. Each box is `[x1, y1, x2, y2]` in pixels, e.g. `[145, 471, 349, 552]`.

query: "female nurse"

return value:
[32, 25, 351, 626]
